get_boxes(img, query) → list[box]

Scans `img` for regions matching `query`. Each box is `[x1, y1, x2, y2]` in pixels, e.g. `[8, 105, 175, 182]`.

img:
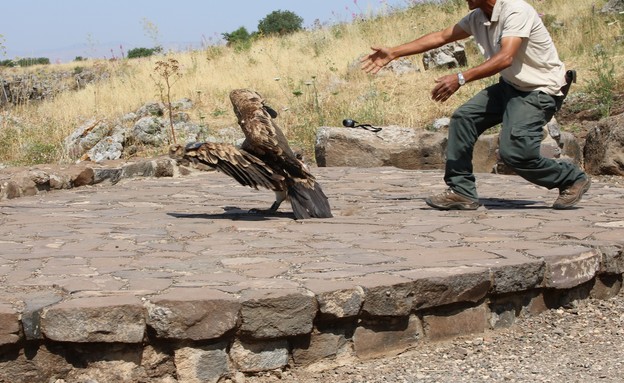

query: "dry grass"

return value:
[0, 0, 622, 165]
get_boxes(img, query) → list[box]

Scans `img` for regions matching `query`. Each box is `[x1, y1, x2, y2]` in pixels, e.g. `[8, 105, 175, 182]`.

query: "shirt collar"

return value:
[490, 0, 502, 23]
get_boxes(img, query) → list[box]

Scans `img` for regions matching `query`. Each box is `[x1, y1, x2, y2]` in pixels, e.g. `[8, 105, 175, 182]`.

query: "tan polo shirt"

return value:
[457, 0, 566, 95]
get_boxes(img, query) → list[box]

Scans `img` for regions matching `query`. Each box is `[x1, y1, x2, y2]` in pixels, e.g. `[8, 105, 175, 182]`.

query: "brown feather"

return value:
[169, 89, 332, 219]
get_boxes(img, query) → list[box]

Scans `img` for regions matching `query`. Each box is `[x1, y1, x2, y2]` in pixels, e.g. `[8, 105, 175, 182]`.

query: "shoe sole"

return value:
[552, 179, 591, 210]
[425, 198, 479, 211]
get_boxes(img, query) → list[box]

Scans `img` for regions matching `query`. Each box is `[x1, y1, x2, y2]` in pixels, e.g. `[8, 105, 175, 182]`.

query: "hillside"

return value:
[0, 0, 622, 166]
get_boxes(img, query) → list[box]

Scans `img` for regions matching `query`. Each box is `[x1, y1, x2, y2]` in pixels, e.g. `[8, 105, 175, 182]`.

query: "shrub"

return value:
[258, 10, 303, 36]
[127, 46, 162, 59]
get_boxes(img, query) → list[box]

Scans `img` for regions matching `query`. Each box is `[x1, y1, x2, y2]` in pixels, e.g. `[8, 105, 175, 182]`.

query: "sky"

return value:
[1, 0, 414, 63]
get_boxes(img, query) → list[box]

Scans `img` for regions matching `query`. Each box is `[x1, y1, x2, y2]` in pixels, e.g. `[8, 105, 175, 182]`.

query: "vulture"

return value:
[169, 88, 333, 220]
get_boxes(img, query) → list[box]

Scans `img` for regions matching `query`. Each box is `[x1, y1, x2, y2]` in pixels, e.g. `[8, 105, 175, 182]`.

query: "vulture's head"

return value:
[230, 88, 278, 125]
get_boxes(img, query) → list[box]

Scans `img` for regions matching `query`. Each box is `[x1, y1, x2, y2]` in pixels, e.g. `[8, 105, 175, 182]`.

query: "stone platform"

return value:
[0, 167, 623, 382]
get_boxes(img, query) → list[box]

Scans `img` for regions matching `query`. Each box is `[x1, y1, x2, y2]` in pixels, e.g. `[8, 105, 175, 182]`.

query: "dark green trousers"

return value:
[445, 80, 586, 201]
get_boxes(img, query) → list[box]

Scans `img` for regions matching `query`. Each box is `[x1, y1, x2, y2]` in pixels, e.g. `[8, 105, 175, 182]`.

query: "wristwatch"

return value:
[457, 72, 466, 86]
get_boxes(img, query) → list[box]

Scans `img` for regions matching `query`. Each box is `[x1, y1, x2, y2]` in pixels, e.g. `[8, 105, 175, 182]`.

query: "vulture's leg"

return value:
[249, 191, 288, 215]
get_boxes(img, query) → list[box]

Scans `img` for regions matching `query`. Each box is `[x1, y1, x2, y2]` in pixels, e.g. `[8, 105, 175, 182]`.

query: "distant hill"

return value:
[5, 41, 207, 63]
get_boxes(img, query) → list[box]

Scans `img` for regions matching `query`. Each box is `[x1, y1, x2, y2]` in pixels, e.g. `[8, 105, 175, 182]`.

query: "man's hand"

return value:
[431, 74, 461, 103]
[360, 46, 394, 74]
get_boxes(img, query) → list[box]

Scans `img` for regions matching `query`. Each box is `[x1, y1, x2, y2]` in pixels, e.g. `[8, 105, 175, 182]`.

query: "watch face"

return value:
[458, 73, 465, 85]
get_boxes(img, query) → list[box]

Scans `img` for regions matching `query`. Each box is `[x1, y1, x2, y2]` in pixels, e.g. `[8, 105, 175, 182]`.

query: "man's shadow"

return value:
[478, 198, 549, 210]
[167, 206, 296, 221]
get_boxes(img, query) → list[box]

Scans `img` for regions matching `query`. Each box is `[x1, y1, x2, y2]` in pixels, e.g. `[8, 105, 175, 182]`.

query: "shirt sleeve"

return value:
[457, 13, 473, 36]
[501, 8, 532, 38]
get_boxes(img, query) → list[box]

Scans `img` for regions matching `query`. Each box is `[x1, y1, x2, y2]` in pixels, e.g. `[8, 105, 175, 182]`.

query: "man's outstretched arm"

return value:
[361, 24, 470, 74]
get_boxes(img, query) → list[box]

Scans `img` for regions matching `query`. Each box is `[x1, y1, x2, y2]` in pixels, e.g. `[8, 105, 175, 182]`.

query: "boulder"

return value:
[583, 114, 624, 175]
[422, 42, 467, 70]
[65, 119, 113, 158]
[602, 0, 624, 13]
[315, 125, 446, 170]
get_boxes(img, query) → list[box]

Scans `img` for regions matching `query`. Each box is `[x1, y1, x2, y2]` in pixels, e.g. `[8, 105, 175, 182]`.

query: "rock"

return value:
[0, 158, 178, 202]
[366, 266, 491, 313]
[601, 0, 624, 13]
[205, 126, 246, 144]
[230, 339, 289, 373]
[315, 126, 446, 170]
[317, 287, 365, 318]
[383, 58, 421, 75]
[239, 289, 317, 339]
[431, 117, 451, 131]
[145, 288, 240, 340]
[353, 315, 422, 360]
[174, 343, 230, 383]
[349, 56, 420, 76]
[583, 114, 624, 175]
[65, 119, 112, 158]
[40, 295, 146, 343]
[21, 292, 64, 340]
[0, 343, 74, 383]
[136, 101, 165, 117]
[0, 302, 20, 345]
[422, 304, 488, 341]
[291, 330, 350, 366]
[133, 116, 168, 146]
[86, 125, 126, 162]
[422, 42, 467, 70]
[529, 246, 601, 289]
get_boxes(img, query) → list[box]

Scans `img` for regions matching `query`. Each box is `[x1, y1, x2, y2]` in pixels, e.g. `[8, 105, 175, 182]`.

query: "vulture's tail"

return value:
[288, 181, 333, 219]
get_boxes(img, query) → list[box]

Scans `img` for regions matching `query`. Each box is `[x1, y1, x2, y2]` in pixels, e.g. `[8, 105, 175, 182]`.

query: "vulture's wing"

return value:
[170, 142, 284, 191]
[229, 89, 313, 182]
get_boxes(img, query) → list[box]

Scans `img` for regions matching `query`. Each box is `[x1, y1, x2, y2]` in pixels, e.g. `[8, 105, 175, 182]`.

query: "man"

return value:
[361, 0, 590, 210]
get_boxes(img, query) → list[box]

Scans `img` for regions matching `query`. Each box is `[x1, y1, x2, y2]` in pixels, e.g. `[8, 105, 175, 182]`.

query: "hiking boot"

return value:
[553, 177, 591, 209]
[425, 188, 480, 210]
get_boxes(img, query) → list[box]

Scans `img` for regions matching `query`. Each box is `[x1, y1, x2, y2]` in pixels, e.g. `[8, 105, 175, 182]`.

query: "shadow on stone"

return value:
[167, 208, 295, 221]
[480, 198, 546, 209]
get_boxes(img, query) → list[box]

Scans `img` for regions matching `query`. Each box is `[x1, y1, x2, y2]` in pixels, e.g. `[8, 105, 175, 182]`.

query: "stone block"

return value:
[353, 315, 422, 360]
[174, 343, 230, 383]
[422, 304, 487, 341]
[22, 292, 64, 340]
[230, 339, 289, 373]
[121, 161, 155, 179]
[597, 245, 624, 274]
[399, 266, 491, 310]
[291, 329, 350, 366]
[590, 274, 622, 300]
[72, 167, 95, 186]
[528, 246, 601, 289]
[41, 295, 145, 343]
[315, 126, 446, 170]
[0, 302, 20, 345]
[360, 280, 415, 317]
[473, 134, 498, 173]
[154, 158, 176, 177]
[146, 288, 240, 341]
[92, 167, 123, 184]
[304, 280, 364, 318]
[472, 253, 545, 294]
[239, 289, 317, 339]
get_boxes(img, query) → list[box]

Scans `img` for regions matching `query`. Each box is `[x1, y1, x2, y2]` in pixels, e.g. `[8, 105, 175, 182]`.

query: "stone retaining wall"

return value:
[0, 157, 178, 201]
[0, 246, 622, 382]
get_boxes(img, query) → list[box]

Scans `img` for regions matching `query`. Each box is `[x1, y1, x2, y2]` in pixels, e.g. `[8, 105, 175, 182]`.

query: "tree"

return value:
[127, 46, 162, 59]
[257, 10, 303, 36]
[222, 26, 252, 47]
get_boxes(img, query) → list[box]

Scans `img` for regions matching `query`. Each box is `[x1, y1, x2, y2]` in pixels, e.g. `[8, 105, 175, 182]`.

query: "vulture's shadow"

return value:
[167, 206, 295, 221]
